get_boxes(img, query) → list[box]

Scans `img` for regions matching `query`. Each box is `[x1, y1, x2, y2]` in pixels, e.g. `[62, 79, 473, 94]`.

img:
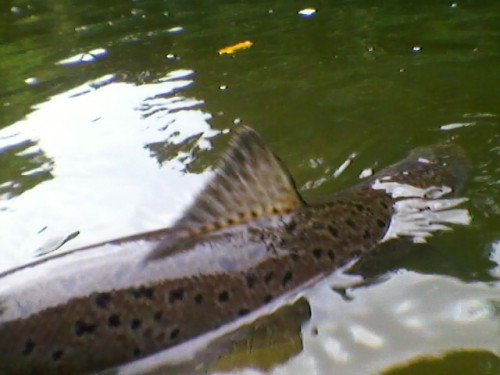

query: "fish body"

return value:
[0, 128, 469, 374]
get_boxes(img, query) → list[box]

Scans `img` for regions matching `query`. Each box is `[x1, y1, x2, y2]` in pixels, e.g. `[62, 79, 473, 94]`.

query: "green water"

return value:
[0, 0, 499, 374]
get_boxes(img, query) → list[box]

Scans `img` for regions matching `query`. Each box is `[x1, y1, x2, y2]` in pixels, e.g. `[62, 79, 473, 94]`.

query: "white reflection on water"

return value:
[212, 272, 499, 375]
[372, 181, 471, 243]
[0, 70, 218, 272]
[56, 48, 108, 66]
[490, 240, 500, 279]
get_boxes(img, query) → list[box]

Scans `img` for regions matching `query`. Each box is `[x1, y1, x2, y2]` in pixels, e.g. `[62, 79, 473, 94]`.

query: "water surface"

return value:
[0, 0, 499, 374]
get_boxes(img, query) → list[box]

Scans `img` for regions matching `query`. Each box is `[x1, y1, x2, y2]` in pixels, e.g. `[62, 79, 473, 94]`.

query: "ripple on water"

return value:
[0, 69, 218, 271]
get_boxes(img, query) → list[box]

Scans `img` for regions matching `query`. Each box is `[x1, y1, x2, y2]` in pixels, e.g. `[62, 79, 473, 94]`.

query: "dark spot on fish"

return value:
[282, 271, 293, 287]
[264, 294, 273, 303]
[227, 217, 236, 225]
[264, 271, 274, 285]
[238, 308, 250, 317]
[130, 287, 154, 300]
[95, 292, 112, 309]
[131, 318, 142, 331]
[143, 327, 153, 338]
[169, 288, 184, 303]
[312, 221, 324, 230]
[363, 229, 371, 239]
[328, 225, 339, 238]
[218, 291, 230, 303]
[170, 328, 180, 340]
[328, 250, 336, 262]
[245, 273, 257, 289]
[380, 201, 389, 210]
[22, 340, 35, 355]
[108, 314, 121, 328]
[354, 203, 365, 212]
[75, 320, 96, 336]
[346, 219, 357, 230]
[377, 219, 386, 228]
[311, 327, 319, 336]
[52, 349, 64, 361]
[286, 220, 297, 234]
[156, 332, 166, 342]
[133, 347, 141, 357]
[313, 248, 324, 259]
[279, 237, 287, 247]
[251, 210, 258, 218]
[290, 252, 300, 262]
[272, 207, 280, 214]
[153, 311, 162, 322]
[194, 293, 204, 304]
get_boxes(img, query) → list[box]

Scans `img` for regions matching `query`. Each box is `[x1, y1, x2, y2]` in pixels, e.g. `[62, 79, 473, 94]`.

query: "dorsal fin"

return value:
[148, 127, 303, 259]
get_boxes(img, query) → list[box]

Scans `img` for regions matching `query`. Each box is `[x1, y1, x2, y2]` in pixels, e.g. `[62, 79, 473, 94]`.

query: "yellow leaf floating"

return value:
[218, 41, 253, 55]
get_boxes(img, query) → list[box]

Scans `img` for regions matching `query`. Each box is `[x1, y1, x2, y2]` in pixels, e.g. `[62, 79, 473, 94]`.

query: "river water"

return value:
[0, 1, 499, 374]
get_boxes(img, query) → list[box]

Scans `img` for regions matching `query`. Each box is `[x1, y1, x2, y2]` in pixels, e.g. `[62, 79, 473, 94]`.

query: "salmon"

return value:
[0, 127, 470, 374]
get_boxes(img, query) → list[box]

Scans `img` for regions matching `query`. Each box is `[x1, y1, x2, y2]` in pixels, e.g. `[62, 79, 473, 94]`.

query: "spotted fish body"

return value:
[0, 128, 469, 374]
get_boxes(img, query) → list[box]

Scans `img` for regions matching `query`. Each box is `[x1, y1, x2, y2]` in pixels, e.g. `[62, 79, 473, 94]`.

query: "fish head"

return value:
[372, 144, 471, 243]
[375, 144, 469, 193]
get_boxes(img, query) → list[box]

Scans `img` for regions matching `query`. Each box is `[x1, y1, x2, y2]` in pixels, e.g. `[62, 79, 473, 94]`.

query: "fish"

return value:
[0, 127, 470, 374]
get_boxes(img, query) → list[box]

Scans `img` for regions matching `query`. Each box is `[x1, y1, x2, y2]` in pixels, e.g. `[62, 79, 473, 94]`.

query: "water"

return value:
[0, 0, 499, 373]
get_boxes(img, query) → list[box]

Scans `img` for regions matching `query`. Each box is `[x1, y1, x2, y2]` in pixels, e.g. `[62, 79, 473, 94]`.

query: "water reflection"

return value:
[0, 69, 218, 271]
[490, 240, 500, 279]
[0, 137, 52, 203]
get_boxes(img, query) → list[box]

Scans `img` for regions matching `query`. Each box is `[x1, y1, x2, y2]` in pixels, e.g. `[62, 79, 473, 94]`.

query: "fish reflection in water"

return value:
[0, 127, 470, 374]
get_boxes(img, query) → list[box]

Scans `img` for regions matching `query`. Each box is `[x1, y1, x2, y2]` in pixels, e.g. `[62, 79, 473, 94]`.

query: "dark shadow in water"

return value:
[348, 237, 497, 284]
[382, 350, 500, 375]
[0, 138, 53, 202]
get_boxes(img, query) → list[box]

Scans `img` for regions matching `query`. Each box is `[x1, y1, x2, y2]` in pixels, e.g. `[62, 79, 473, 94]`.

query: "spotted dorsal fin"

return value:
[148, 126, 303, 259]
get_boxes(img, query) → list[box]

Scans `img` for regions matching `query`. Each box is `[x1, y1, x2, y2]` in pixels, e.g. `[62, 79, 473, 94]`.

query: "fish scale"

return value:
[0, 127, 469, 374]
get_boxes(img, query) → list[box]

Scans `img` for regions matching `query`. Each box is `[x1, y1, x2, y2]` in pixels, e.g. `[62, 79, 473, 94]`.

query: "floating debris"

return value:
[24, 77, 40, 86]
[333, 152, 357, 178]
[57, 48, 107, 66]
[359, 168, 373, 179]
[439, 122, 475, 131]
[298, 8, 317, 17]
[463, 112, 496, 119]
[165, 53, 180, 60]
[167, 26, 183, 34]
[218, 40, 253, 55]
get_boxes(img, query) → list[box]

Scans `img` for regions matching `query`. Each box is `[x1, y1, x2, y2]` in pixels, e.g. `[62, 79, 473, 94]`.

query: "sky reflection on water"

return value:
[0, 69, 217, 271]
